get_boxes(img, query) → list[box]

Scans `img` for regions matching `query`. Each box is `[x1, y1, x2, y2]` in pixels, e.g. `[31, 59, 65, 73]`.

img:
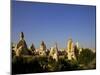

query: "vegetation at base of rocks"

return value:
[77, 48, 96, 69]
[12, 56, 78, 74]
[12, 48, 96, 74]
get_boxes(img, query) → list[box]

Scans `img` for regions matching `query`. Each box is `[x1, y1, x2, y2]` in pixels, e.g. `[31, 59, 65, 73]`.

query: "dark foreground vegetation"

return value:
[12, 48, 96, 74]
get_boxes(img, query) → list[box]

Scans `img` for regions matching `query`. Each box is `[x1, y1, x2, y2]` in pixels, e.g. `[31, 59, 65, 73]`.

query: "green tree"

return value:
[78, 48, 95, 66]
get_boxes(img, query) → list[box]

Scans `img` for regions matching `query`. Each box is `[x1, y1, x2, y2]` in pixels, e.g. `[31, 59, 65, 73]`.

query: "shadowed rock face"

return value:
[29, 44, 36, 55]
[16, 32, 29, 56]
[20, 32, 24, 40]
[30, 44, 35, 51]
[39, 41, 47, 56]
[40, 41, 46, 51]
[16, 40, 28, 49]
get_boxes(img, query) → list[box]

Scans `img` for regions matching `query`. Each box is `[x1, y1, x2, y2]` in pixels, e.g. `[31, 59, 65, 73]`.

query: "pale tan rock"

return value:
[39, 41, 46, 56]
[15, 32, 29, 56]
[49, 43, 58, 61]
[67, 38, 77, 60]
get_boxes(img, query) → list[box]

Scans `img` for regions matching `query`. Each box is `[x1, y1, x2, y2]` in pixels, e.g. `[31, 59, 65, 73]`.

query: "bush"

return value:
[12, 56, 42, 74]
[78, 48, 96, 67]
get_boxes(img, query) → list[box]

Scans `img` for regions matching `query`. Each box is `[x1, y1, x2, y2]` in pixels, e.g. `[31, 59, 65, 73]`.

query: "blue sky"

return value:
[11, 1, 96, 49]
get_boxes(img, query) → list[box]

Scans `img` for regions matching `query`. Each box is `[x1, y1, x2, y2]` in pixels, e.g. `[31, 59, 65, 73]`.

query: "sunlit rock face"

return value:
[49, 47, 55, 59]
[15, 32, 29, 56]
[76, 42, 79, 49]
[49, 43, 58, 62]
[75, 42, 81, 55]
[67, 38, 76, 60]
[67, 39, 72, 52]
[39, 41, 46, 56]
[16, 46, 23, 56]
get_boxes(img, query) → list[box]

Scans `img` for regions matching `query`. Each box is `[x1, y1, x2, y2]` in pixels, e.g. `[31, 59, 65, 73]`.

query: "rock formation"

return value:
[29, 43, 35, 55]
[15, 32, 29, 56]
[49, 43, 58, 61]
[39, 41, 46, 56]
[67, 38, 76, 60]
